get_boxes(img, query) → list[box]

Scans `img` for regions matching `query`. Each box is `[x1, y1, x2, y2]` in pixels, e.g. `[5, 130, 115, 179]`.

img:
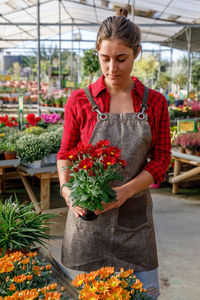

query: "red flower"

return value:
[26, 113, 41, 126]
[65, 149, 79, 161]
[101, 156, 117, 167]
[117, 158, 128, 168]
[103, 145, 121, 157]
[96, 140, 110, 148]
[78, 158, 94, 170]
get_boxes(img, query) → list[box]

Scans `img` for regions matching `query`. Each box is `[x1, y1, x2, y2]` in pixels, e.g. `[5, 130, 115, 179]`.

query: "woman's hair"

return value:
[96, 8, 141, 55]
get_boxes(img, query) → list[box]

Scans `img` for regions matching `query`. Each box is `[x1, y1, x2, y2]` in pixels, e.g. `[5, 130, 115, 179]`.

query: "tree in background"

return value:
[191, 58, 200, 99]
[132, 54, 159, 87]
[82, 49, 100, 84]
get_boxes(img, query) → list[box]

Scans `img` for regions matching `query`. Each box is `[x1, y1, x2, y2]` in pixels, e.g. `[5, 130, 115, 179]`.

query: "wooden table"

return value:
[17, 165, 58, 213]
[170, 149, 200, 194]
[0, 158, 21, 194]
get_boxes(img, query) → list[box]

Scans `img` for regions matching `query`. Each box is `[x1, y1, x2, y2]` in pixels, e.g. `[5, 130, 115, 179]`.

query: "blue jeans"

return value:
[134, 268, 160, 299]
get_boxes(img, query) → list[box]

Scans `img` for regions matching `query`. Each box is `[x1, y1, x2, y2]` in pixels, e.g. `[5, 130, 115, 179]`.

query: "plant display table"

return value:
[170, 149, 200, 193]
[0, 158, 21, 194]
[17, 164, 58, 213]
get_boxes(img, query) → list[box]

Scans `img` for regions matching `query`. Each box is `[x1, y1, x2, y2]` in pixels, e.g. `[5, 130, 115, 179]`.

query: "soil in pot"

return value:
[0, 152, 5, 160]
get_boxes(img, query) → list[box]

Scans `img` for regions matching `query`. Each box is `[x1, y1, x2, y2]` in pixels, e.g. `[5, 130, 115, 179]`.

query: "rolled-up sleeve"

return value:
[143, 95, 171, 184]
[57, 92, 80, 160]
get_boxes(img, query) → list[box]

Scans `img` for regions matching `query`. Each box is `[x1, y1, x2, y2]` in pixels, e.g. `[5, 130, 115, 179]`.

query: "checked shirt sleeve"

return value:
[143, 95, 172, 184]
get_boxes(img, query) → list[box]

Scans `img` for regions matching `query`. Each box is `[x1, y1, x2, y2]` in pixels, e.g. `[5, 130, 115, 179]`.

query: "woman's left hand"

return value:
[95, 185, 130, 215]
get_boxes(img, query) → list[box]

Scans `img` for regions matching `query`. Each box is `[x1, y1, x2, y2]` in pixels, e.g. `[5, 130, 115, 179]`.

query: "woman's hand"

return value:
[62, 187, 86, 218]
[95, 185, 130, 215]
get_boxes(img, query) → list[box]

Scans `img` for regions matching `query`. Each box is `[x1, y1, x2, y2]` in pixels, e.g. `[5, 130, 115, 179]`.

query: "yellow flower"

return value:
[107, 276, 121, 288]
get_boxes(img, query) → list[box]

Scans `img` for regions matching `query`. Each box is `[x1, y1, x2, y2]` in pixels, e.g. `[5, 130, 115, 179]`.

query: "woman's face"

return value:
[98, 39, 138, 87]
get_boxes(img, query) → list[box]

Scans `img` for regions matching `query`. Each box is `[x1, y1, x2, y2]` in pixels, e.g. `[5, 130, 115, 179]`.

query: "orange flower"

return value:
[27, 251, 37, 258]
[13, 274, 26, 283]
[9, 284, 16, 291]
[120, 280, 128, 289]
[22, 265, 26, 270]
[16, 288, 39, 299]
[21, 258, 30, 264]
[98, 267, 115, 279]
[107, 276, 121, 288]
[43, 291, 61, 299]
[131, 279, 143, 290]
[72, 273, 86, 287]
[0, 262, 5, 273]
[32, 265, 41, 275]
[26, 274, 33, 280]
[9, 251, 23, 263]
[85, 271, 98, 282]
[45, 264, 51, 270]
[111, 286, 131, 299]
[79, 290, 98, 300]
[119, 268, 133, 278]
[92, 280, 110, 294]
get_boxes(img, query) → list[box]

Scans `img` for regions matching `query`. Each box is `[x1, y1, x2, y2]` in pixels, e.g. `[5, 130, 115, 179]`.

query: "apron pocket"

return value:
[117, 195, 147, 229]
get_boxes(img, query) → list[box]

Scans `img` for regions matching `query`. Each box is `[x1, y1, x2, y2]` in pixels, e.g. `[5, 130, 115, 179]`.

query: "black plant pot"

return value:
[80, 210, 98, 221]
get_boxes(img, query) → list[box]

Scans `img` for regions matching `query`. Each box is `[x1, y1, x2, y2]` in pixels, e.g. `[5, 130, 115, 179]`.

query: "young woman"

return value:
[57, 9, 171, 299]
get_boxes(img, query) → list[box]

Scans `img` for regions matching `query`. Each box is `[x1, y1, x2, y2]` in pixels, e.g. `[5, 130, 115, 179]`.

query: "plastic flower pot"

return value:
[80, 210, 98, 221]
[21, 160, 42, 168]
[150, 183, 160, 189]
[4, 152, 17, 160]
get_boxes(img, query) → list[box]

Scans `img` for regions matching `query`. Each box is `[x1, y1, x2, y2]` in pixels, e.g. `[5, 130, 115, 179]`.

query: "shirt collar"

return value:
[91, 74, 145, 99]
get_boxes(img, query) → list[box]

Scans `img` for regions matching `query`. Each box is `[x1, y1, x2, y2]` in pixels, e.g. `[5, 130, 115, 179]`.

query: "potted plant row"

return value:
[174, 132, 200, 156]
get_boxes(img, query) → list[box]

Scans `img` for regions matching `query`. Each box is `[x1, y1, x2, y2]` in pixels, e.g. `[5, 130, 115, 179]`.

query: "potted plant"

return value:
[63, 140, 127, 221]
[3, 141, 17, 160]
[41, 129, 62, 165]
[72, 267, 154, 299]
[16, 135, 50, 168]
[0, 196, 57, 257]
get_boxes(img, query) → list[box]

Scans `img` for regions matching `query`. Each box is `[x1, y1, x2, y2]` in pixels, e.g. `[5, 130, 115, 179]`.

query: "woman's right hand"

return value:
[62, 186, 86, 218]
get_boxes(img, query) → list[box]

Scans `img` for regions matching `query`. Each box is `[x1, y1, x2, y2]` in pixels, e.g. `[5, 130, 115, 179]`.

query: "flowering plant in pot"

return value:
[72, 267, 153, 299]
[0, 196, 57, 258]
[0, 250, 67, 298]
[63, 140, 127, 221]
[41, 130, 62, 164]
[16, 135, 50, 166]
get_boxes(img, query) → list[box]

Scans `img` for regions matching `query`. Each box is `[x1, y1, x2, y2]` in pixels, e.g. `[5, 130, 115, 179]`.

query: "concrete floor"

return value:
[45, 190, 200, 300]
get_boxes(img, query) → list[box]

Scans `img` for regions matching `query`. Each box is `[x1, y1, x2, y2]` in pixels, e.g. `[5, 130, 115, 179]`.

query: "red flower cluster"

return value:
[66, 140, 127, 173]
[26, 113, 42, 127]
[0, 115, 18, 127]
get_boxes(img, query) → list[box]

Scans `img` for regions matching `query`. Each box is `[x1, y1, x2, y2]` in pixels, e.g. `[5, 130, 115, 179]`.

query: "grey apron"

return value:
[61, 86, 158, 272]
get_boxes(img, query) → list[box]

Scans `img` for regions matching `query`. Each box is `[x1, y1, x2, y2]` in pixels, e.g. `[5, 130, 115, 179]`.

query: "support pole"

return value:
[71, 21, 74, 81]
[186, 27, 191, 98]
[58, 0, 62, 89]
[37, 0, 41, 116]
[132, 0, 136, 22]
[170, 40, 173, 93]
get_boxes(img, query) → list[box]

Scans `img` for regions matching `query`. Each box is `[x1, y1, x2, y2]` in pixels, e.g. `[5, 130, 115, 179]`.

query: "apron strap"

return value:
[83, 87, 99, 111]
[137, 86, 149, 120]
[142, 86, 149, 108]
[83, 87, 108, 120]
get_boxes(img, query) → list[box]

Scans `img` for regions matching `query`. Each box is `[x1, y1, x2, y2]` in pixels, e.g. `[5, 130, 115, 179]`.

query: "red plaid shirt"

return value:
[57, 75, 171, 183]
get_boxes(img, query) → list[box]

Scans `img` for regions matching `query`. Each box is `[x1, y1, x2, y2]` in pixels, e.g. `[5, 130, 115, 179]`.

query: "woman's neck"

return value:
[105, 77, 134, 95]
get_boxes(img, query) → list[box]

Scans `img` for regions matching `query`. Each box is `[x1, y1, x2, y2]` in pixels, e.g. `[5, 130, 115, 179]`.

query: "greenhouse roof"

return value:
[0, 0, 200, 51]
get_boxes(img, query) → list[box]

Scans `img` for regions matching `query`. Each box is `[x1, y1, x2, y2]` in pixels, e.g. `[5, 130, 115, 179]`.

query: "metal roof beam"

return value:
[0, 22, 200, 27]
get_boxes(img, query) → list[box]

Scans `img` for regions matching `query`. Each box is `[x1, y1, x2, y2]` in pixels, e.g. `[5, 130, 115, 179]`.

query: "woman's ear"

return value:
[134, 45, 141, 59]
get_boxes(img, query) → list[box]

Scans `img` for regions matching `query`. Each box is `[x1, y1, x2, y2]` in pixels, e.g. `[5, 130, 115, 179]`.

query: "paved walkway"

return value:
[46, 191, 200, 300]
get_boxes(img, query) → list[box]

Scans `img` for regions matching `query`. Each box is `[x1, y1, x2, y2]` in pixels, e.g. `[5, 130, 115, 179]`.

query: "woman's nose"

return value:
[109, 59, 117, 73]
